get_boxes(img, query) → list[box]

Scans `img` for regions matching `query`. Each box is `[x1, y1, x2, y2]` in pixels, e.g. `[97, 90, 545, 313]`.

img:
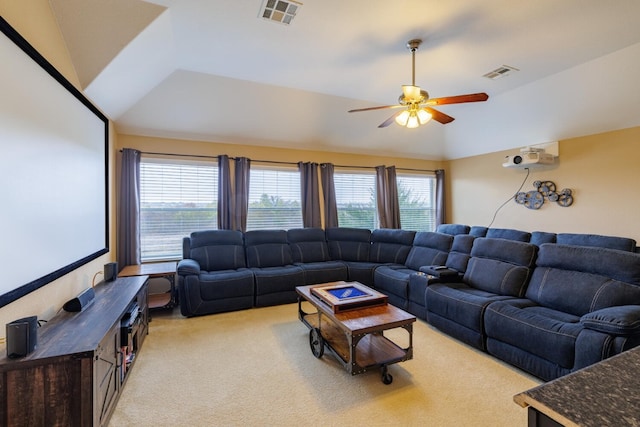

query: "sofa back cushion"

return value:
[287, 228, 330, 263]
[405, 232, 453, 270]
[469, 226, 488, 237]
[525, 244, 640, 316]
[445, 234, 476, 273]
[463, 238, 537, 297]
[556, 233, 636, 252]
[244, 230, 293, 268]
[486, 228, 531, 242]
[326, 227, 371, 262]
[186, 230, 246, 271]
[530, 231, 557, 246]
[370, 229, 416, 264]
[435, 224, 470, 236]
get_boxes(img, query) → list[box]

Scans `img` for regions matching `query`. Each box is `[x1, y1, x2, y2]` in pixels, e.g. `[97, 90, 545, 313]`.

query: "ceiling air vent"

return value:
[483, 65, 519, 80]
[259, 0, 302, 25]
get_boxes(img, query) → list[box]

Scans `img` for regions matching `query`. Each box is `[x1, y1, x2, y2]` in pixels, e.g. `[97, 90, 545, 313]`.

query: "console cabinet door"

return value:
[95, 323, 120, 426]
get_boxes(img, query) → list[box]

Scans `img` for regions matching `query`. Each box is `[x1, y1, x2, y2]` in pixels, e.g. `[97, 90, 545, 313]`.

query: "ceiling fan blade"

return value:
[348, 104, 404, 113]
[425, 107, 455, 124]
[378, 111, 404, 128]
[425, 92, 489, 106]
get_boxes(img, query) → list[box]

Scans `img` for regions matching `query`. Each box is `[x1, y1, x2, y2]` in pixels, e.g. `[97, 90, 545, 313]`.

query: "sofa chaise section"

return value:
[425, 238, 538, 350]
[245, 229, 304, 307]
[484, 243, 640, 381]
[177, 230, 255, 317]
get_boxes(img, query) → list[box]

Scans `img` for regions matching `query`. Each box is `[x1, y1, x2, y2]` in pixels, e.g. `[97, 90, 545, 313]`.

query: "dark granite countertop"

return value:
[514, 346, 640, 426]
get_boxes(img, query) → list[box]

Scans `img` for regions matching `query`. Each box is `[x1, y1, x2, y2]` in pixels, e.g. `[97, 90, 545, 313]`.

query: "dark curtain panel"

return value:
[386, 166, 401, 229]
[375, 165, 388, 228]
[117, 148, 141, 268]
[435, 169, 446, 227]
[299, 162, 321, 228]
[375, 165, 401, 229]
[217, 155, 233, 230]
[234, 157, 251, 232]
[320, 163, 338, 228]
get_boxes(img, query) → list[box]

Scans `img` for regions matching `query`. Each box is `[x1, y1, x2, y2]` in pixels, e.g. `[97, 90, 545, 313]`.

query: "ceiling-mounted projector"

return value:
[503, 147, 555, 168]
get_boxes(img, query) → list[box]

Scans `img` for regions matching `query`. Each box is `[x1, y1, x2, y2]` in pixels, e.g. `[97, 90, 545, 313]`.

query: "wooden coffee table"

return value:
[296, 282, 416, 384]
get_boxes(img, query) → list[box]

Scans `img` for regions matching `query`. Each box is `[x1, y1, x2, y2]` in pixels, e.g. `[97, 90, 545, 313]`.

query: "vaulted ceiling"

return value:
[50, 0, 640, 159]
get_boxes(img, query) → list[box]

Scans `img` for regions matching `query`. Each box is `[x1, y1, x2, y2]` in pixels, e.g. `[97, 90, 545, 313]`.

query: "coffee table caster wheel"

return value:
[381, 366, 393, 384]
[309, 328, 324, 358]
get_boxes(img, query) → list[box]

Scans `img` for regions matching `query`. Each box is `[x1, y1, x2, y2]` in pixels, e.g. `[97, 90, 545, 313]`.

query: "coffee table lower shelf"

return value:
[296, 283, 415, 385]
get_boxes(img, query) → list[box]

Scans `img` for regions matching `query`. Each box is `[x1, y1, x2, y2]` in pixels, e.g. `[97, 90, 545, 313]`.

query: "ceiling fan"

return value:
[348, 39, 489, 128]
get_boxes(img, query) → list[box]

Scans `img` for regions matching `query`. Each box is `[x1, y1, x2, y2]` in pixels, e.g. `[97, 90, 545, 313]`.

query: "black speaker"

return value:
[6, 316, 38, 359]
[63, 287, 96, 312]
[104, 262, 118, 282]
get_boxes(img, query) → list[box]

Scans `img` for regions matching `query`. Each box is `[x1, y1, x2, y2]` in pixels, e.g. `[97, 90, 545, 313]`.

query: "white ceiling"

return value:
[51, 0, 640, 160]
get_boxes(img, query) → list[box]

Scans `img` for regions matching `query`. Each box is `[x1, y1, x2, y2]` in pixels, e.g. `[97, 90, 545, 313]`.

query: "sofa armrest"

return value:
[419, 265, 459, 278]
[581, 305, 640, 335]
[177, 259, 201, 276]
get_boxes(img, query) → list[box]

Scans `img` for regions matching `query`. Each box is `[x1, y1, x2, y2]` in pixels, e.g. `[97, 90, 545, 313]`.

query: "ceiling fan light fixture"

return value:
[417, 108, 432, 125]
[406, 113, 420, 129]
[395, 110, 410, 126]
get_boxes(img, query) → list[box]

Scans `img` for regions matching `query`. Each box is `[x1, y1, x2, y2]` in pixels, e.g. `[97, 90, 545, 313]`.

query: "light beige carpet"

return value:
[109, 303, 540, 427]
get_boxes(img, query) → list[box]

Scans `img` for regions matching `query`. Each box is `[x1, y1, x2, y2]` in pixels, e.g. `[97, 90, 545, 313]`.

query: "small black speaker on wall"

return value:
[6, 315, 38, 359]
[104, 262, 118, 282]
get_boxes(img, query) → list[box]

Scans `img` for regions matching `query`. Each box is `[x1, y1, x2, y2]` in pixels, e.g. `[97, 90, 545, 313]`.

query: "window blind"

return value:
[397, 174, 436, 231]
[246, 167, 302, 230]
[140, 159, 218, 261]
[334, 171, 378, 229]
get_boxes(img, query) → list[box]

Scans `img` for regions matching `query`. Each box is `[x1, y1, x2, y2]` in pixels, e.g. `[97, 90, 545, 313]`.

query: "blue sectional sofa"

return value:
[176, 224, 640, 380]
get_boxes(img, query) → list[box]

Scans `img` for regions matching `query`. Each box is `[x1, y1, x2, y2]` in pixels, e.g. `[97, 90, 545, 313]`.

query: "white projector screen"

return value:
[0, 17, 109, 308]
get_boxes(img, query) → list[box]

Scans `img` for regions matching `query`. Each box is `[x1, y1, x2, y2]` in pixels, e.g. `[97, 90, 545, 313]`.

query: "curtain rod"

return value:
[130, 150, 437, 173]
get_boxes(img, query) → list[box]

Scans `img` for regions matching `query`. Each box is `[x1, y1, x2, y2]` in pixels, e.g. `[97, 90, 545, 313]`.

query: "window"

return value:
[396, 174, 436, 232]
[140, 158, 218, 261]
[246, 166, 302, 230]
[334, 171, 378, 229]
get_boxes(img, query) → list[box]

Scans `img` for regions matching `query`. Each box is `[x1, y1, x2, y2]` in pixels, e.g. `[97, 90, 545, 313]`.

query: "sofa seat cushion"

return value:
[251, 265, 304, 293]
[485, 299, 583, 369]
[294, 261, 348, 285]
[342, 261, 379, 287]
[374, 265, 413, 298]
[198, 269, 255, 300]
[426, 283, 516, 333]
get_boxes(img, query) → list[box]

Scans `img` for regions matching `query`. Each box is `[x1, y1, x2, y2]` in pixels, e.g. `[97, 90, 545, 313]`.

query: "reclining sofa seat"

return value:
[484, 243, 640, 381]
[177, 230, 254, 317]
[408, 234, 476, 319]
[325, 227, 376, 286]
[425, 238, 538, 350]
[244, 229, 304, 307]
[375, 231, 453, 310]
[287, 227, 348, 285]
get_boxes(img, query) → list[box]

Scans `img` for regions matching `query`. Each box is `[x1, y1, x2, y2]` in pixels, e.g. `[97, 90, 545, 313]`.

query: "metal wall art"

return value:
[515, 180, 574, 210]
